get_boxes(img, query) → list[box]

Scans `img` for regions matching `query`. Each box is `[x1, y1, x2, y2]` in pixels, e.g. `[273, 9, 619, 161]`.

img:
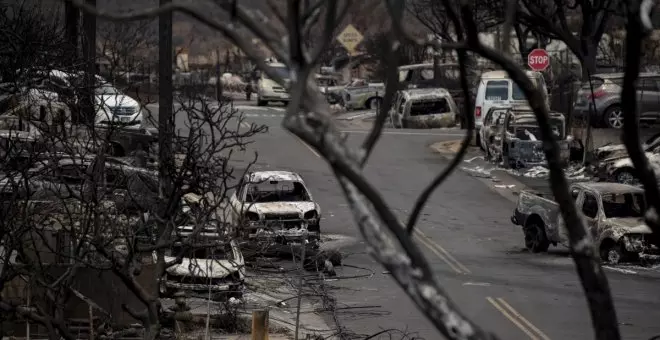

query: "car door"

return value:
[482, 80, 510, 121]
[639, 77, 660, 123]
[480, 110, 494, 150]
[229, 178, 247, 220]
[558, 187, 582, 246]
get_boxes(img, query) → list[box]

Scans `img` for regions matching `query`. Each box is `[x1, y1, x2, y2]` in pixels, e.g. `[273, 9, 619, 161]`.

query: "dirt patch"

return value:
[430, 140, 464, 155]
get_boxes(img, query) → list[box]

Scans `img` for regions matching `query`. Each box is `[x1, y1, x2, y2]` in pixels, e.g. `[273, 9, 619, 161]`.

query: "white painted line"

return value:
[240, 122, 251, 129]
[603, 266, 637, 275]
[340, 130, 464, 136]
[462, 282, 492, 287]
[288, 132, 320, 158]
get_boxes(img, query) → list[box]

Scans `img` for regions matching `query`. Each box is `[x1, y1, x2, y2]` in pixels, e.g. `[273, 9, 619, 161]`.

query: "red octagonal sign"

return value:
[528, 49, 550, 71]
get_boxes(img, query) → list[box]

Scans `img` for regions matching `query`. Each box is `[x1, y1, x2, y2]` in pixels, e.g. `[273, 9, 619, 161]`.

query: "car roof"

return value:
[480, 70, 540, 79]
[401, 88, 451, 98]
[248, 171, 303, 183]
[576, 182, 644, 194]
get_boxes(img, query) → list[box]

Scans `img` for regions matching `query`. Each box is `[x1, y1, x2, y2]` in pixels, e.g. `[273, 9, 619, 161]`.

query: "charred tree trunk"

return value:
[81, 0, 96, 126]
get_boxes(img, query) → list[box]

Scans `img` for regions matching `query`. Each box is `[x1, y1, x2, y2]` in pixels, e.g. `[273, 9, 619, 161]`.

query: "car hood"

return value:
[96, 94, 139, 108]
[0, 130, 37, 141]
[247, 201, 317, 215]
[163, 256, 241, 278]
[606, 218, 652, 234]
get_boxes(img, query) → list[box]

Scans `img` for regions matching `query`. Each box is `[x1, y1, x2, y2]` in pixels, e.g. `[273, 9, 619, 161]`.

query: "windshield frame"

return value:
[601, 192, 646, 219]
[243, 180, 311, 203]
[265, 66, 290, 81]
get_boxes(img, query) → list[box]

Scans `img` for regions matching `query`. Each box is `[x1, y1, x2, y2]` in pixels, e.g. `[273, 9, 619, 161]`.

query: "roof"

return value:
[401, 88, 451, 99]
[576, 182, 644, 194]
[398, 63, 459, 71]
[248, 171, 303, 183]
[593, 72, 659, 79]
[480, 70, 540, 80]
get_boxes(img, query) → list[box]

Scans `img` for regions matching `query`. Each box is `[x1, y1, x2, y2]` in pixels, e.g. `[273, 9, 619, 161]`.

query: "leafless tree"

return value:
[8, 0, 658, 339]
[0, 5, 268, 338]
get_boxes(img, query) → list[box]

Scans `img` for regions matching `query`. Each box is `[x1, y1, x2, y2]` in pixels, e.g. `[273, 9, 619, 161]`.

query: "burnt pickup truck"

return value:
[511, 182, 658, 264]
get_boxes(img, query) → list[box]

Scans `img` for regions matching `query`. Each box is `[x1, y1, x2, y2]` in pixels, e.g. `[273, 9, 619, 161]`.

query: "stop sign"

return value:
[528, 49, 550, 71]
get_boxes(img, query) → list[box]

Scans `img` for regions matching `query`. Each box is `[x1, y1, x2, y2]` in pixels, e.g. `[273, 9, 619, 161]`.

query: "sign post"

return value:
[336, 24, 364, 56]
[527, 49, 550, 71]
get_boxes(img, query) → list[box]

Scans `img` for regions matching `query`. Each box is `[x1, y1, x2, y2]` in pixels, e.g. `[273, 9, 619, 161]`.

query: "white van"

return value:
[474, 70, 549, 143]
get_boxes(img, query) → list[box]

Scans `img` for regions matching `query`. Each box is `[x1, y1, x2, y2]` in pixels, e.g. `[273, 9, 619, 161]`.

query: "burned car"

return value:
[478, 106, 511, 158]
[229, 171, 321, 250]
[590, 133, 660, 184]
[484, 107, 571, 168]
[511, 182, 658, 264]
[389, 88, 458, 129]
[157, 193, 245, 300]
[340, 79, 385, 110]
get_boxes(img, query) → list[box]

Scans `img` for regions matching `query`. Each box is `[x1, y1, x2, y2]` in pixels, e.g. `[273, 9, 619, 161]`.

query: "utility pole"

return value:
[215, 47, 221, 101]
[81, 0, 96, 125]
[158, 0, 174, 199]
[65, 1, 79, 58]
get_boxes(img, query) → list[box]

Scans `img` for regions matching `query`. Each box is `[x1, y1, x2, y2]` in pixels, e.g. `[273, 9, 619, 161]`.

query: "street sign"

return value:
[337, 24, 364, 55]
[528, 49, 550, 71]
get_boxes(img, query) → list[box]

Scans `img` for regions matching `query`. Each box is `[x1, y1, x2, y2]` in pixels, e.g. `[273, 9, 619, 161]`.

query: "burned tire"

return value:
[600, 241, 624, 265]
[524, 222, 550, 253]
[614, 167, 638, 185]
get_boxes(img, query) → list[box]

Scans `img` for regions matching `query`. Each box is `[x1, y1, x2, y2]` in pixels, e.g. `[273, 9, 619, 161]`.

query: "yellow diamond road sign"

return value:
[337, 24, 363, 54]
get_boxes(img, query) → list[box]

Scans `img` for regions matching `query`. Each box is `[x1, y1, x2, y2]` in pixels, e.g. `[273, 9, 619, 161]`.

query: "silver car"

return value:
[573, 72, 660, 129]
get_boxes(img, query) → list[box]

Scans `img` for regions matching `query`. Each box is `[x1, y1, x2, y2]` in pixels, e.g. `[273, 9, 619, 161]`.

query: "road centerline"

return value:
[486, 297, 551, 340]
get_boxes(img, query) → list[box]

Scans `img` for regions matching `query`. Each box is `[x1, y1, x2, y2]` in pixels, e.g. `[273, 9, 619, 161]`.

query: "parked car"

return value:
[480, 106, 571, 168]
[256, 62, 290, 106]
[315, 73, 344, 104]
[340, 79, 385, 110]
[389, 88, 459, 129]
[228, 170, 321, 250]
[473, 70, 549, 146]
[573, 72, 660, 129]
[397, 63, 478, 124]
[590, 133, 660, 183]
[478, 106, 511, 156]
[157, 194, 245, 301]
[0, 155, 155, 205]
[511, 182, 657, 264]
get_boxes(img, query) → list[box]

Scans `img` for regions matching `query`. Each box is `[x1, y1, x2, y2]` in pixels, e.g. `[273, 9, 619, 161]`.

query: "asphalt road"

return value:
[228, 101, 660, 340]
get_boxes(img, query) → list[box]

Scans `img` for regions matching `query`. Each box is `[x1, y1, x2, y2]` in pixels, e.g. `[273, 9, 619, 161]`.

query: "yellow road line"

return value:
[414, 234, 464, 274]
[416, 230, 471, 274]
[487, 297, 541, 340]
[497, 298, 552, 340]
[487, 297, 551, 340]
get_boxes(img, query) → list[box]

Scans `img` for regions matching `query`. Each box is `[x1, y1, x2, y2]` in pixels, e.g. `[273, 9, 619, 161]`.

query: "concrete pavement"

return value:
[235, 104, 660, 340]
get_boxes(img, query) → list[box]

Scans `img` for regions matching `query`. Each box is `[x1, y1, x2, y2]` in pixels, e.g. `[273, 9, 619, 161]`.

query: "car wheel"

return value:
[614, 167, 638, 184]
[600, 242, 627, 265]
[367, 97, 382, 110]
[524, 222, 550, 253]
[257, 97, 267, 106]
[604, 105, 624, 129]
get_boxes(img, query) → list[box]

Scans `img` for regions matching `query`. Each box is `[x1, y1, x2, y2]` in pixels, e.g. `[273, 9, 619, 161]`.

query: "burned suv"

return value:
[229, 171, 322, 251]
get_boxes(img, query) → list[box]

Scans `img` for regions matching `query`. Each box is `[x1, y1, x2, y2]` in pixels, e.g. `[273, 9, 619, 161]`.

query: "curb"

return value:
[429, 141, 531, 203]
